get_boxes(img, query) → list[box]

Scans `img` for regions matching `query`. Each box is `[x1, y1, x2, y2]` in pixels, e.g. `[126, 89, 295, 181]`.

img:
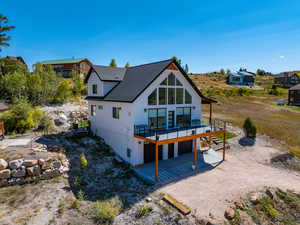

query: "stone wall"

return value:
[0, 157, 69, 187]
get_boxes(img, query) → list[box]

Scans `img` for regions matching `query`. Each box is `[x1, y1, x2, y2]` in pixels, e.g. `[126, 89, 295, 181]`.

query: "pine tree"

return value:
[184, 64, 189, 74]
[220, 68, 225, 75]
[0, 14, 15, 51]
[109, 59, 117, 67]
[171, 56, 182, 65]
[125, 62, 130, 68]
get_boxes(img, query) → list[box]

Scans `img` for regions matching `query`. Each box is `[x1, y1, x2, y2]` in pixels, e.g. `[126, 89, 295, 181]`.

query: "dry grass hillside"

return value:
[189, 74, 300, 157]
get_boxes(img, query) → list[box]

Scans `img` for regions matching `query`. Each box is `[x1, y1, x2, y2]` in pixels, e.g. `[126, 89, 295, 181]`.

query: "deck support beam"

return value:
[223, 122, 226, 160]
[193, 138, 197, 168]
[155, 142, 159, 180]
[209, 103, 212, 125]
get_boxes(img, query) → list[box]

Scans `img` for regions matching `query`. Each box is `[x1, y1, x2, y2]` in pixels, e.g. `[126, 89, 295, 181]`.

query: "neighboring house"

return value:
[288, 84, 300, 106]
[0, 102, 9, 113]
[40, 58, 92, 78]
[85, 59, 227, 180]
[2, 56, 26, 65]
[274, 72, 300, 88]
[228, 71, 255, 86]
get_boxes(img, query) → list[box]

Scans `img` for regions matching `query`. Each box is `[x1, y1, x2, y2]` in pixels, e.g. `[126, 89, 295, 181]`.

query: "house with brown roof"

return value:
[289, 84, 300, 106]
[40, 58, 91, 78]
[274, 72, 300, 88]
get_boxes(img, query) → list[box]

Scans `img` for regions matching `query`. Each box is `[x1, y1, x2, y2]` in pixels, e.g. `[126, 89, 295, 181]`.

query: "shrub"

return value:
[80, 153, 88, 169]
[71, 199, 80, 210]
[37, 114, 53, 134]
[135, 205, 153, 218]
[243, 117, 257, 138]
[0, 100, 43, 133]
[93, 201, 118, 225]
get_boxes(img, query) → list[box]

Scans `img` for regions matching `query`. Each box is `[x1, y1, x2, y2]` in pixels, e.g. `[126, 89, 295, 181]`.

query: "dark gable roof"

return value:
[290, 84, 300, 90]
[91, 65, 126, 81]
[86, 59, 216, 104]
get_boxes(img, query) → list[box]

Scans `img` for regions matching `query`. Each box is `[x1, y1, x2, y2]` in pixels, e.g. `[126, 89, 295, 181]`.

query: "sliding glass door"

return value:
[176, 107, 191, 128]
[148, 108, 167, 129]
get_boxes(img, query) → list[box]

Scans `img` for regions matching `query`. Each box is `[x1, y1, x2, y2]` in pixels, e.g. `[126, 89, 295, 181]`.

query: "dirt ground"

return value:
[158, 131, 300, 221]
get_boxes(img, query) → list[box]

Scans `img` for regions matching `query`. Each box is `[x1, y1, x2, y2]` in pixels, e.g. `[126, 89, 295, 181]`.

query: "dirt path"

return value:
[157, 134, 300, 221]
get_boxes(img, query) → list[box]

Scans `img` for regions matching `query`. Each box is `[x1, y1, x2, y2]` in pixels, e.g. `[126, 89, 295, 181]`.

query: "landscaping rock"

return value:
[52, 160, 62, 169]
[266, 189, 274, 199]
[11, 166, 26, 178]
[0, 178, 8, 186]
[27, 165, 41, 176]
[0, 159, 8, 170]
[42, 169, 61, 179]
[249, 192, 261, 204]
[0, 169, 11, 179]
[38, 158, 45, 166]
[41, 160, 52, 170]
[9, 159, 24, 169]
[22, 159, 38, 167]
[234, 201, 245, 210]
[224, 208, 235, 220]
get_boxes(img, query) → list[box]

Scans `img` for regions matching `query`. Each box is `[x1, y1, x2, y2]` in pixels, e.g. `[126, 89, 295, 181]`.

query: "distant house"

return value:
[40, 58, 92, 78]
[228, 71, 255, 86]
[288, 84, 300, 106]
[274, 72, 300, 88]
[0, 102, 9, 113]
[2, 56, 26, 65]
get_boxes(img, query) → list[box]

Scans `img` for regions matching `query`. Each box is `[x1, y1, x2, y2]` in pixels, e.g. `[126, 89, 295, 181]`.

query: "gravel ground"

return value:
[157, 132, 300, 221]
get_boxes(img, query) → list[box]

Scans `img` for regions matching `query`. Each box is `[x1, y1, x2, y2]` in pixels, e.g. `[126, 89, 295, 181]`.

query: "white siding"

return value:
[87, 72, 103, 96]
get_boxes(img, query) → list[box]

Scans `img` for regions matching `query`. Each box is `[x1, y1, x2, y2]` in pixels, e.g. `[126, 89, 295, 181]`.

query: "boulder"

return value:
[22, 159, 38, 167]
[27, 165, 41, 176]
[42, 169, 61, 179]
[41, 160, 52, 170]
[0, 169, 11, 179]
[0, 159, 8, 170]
[249, 192, 261, 204]
[52, 160, 62, 169]
[224, 208, 235, 220]
[0, 178, 8, 187]
[11, 166, 26, 178]
[9, 159, 24, 170]
[234, 201, 245, 210]
[38, 158, 45, 166]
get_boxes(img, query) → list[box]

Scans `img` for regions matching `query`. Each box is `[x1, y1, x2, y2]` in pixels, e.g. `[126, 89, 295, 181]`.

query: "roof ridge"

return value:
[92, 64, 126, 69]
[129, 58, 173, 69]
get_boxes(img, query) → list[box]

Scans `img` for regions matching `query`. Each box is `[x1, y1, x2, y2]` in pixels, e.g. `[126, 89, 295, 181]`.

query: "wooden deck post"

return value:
[155, 142, 159, 180]
[223, 122, 226, 160]
[193, 138, 197, 167]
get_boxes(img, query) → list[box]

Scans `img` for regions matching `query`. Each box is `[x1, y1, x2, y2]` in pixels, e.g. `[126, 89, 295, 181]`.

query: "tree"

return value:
[243, 117, 257, 138]
[71, 69, 84, 97]
[109, 59, 117, 67]
[220, 68, 225, 75]
[0, 14, 15, 51]
[256, 69, 266, 76]
[171, 56, 182, 65]
[2, 71, 27, 102]
[125, 62, 130, 68]
[184, 64, 189, 74]
[226, 69, 231, 75]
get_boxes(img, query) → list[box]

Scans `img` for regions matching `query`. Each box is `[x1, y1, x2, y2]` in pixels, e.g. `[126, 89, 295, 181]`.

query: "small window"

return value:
[148, 89, 157, 105]
[176, 78, 183, 86]
[176, 88, 183, 104]
[185, 90, 192, 104]
[91, 105, 96, 116]
[113, 107, 121, 119]
[160, 78, 167, 85]
[98, 105, 103, 110]
[92, 84, 97, 94]
[168, 73, 175, 86]
[127, 148, 131, 158]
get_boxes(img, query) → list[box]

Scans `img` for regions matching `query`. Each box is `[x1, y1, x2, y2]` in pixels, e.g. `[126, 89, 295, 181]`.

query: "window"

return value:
[98, 105, 103, 110]
[148, 108, 166, 129]
[127, 148, 131, 158]
[92, 84, 97, 94]
[176, 107, 191, 127]
[168, 88, 175, 104]
[185, 90, 192, 104]
[112, 107, 121, 119]
[148, 89, 157, 105]
[159, 88, 167, 105]
[176, 88, 183, 104]
[160, 78, 167, 85]
[176, 78, 183, 86]
[232, 76, 241, 82]
[91, 105, 96, 116]
[168, 73, 175, 86]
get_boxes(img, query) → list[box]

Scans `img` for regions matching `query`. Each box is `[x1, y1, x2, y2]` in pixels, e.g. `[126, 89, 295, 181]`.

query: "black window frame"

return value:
[148, 89, 157, 105]
[92, 84, 97, 94]
[112, 107, 121, 119]
[158, 87, 167, 105]
[148, 108, 167, 129]
[185, 89, 192, 104]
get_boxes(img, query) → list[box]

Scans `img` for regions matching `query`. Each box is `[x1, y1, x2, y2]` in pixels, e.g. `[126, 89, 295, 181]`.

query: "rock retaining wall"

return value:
[0, 157, 69, 187]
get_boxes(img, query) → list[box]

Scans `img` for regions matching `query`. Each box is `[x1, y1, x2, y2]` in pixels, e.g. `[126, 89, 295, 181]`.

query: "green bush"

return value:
[93, 201, 118, 225]
[0, 101, 43, 133]
[243, 117, 257, 138]
[71, 199, 80, 210]
[135, 205, 153, 218]
[80, 153, 88, 169]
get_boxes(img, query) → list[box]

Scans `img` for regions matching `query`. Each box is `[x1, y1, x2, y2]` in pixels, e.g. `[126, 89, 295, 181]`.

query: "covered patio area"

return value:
[133, 149, 223, 184]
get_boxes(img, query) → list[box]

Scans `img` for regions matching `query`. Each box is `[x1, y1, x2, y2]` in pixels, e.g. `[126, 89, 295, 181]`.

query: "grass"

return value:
[215, 131, 236, 141]
[266, 101, 300, 112]
[92, 201, 119, 225]
[0, 185, 27, 206]
[135, 205, 153, 218]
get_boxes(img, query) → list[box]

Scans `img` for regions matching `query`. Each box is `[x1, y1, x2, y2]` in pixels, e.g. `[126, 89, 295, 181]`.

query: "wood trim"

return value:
[155, 142, 159, 179]
[193, 138, 197, 167]
[167, 63, 179, 71]
[157, 130, 225, 145]
[133, 163, 144, 168]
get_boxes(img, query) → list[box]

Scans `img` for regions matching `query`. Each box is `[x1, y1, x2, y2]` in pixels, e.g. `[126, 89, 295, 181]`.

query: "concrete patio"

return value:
[133, 150, 223, 184]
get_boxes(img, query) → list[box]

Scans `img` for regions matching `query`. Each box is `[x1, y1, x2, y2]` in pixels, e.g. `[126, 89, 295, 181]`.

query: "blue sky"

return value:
[1, 0, 300, 73]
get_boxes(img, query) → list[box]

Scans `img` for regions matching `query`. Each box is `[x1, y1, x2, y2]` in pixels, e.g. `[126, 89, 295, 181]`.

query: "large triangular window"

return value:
[176, 78, 183, 86]
[160, 78, 167, 85]
[148, 89, 157, 105]
[168, 73, 175, 86]
[185, 90, 192, 104]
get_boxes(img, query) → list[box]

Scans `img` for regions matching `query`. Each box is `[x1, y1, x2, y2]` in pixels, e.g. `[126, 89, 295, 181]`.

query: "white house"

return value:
[85, 59, 225, 178]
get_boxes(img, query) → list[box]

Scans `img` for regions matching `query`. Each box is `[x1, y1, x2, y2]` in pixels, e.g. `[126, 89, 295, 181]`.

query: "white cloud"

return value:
[279, 55, 285, 59]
